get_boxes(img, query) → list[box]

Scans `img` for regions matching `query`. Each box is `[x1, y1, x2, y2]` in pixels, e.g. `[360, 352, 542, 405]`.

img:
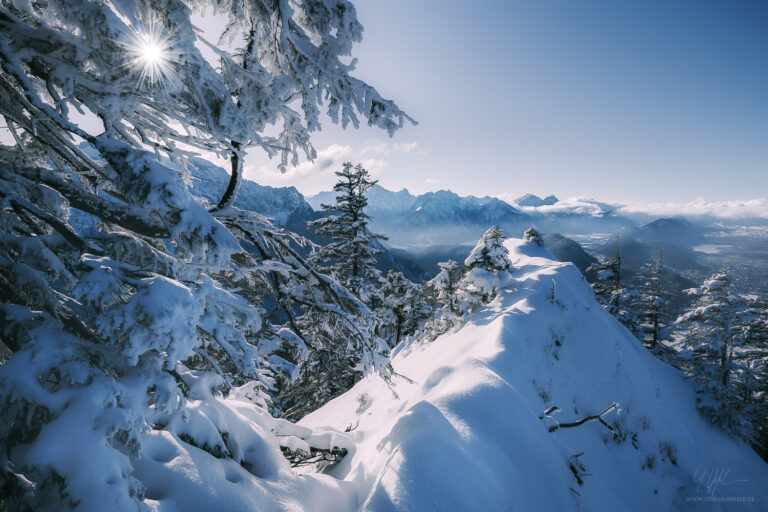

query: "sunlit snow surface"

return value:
[300, 239, 768, 511]
[123, 239, 766, 511]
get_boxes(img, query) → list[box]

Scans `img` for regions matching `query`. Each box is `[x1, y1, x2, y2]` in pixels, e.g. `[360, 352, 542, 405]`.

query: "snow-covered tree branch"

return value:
[0, 0, 409, 508]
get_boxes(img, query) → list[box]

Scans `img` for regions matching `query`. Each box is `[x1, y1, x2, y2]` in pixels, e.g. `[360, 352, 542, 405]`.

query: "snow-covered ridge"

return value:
[87, 238, 767, 510]
[299, 238, 768, 510]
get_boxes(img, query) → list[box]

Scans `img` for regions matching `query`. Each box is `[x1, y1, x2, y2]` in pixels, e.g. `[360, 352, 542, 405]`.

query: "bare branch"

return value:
[543, 402, 619, 433]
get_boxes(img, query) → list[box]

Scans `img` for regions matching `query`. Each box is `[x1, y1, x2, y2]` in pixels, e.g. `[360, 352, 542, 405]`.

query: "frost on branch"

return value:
[379, 270, 431, 347]
[0, 0, 406, 508]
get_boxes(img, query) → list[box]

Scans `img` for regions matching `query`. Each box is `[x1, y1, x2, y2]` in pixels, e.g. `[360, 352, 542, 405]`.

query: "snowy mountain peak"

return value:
[308, 185, 531, 246]
[308, 184, 418, 213]
[419, 189, 462, 201]
[366, 185, 417, 211]
[188, 158, 312, 226]
[514, 193, 560, 207]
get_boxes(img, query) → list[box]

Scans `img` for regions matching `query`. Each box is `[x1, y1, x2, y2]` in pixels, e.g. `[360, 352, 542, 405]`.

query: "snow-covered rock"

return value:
[300, 238, 768, 510]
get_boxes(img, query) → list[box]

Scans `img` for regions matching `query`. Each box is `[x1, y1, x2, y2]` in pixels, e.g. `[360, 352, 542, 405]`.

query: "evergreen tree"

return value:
[675, 269, 753, 440]
[637, 248, 673, 354]
[279, 290, 387, 419]
[281, 163, 391, 418]
[523, 227, 544, 247]
[308, 162, 387, 307]
[586, 236, 641, 338]
[379, 270, 430, 347]
[0, 0, 409, 507]
[464, 225, 511, 273]
[729, 295, 768, 456]
[458, 226, 512, 313]
[428, 260, 462, 314]
[421, 260, 463, 340]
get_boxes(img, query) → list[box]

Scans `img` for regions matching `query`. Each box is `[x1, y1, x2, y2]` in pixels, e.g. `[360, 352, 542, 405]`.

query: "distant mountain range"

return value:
[623, 217, 707, 247]
[310, 186, 529, 226]
[187, 160, 430, 281]
[309, 186, 634, 248]
[189, 158, 314, 226]
[185, 161, 756, 294]
[185, 163, 640, 252]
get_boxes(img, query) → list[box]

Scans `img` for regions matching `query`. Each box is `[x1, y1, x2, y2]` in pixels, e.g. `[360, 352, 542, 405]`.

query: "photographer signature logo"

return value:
[693, 466, 748, 496]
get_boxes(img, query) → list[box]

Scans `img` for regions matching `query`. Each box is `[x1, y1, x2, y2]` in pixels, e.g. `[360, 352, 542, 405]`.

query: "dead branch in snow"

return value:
[541, 402, 619, 433]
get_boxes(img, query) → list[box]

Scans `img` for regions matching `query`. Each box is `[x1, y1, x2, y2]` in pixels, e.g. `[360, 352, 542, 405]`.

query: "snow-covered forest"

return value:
[1, 0, 767, 511]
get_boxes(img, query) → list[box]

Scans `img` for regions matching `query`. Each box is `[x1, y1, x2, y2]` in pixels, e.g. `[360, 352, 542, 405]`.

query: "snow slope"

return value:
[98, 238, 767, 511]
[300, 238, 768, 511]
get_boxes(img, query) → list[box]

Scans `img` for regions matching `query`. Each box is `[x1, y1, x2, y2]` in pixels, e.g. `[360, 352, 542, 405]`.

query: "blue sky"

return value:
[242, 0, 768, 204]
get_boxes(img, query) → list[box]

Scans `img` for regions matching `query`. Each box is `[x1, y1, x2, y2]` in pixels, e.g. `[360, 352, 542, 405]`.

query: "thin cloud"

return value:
[243, 140, 425, 189]
[618, 198, 768, 220]
[360, 158, 388, 175]
[518, 197, 617, 217]
[292, 144, 353, 176]
[499, 192, 768, 220]
[246, 143, 353, 181]
[361, 140, 422, 156]
[361, 140, 390, 155]
[394, 142, 419, 153]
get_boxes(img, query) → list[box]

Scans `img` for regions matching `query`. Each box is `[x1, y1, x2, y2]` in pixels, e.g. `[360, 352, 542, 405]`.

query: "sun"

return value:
[124, 22, 175, 87]
[140, 38, 164, 65]
[132, 32, 172, 85]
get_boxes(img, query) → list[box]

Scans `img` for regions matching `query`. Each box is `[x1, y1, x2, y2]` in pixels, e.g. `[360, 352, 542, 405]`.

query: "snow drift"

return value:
[300, 238, 768, 510]
[47, 238, 765, 511]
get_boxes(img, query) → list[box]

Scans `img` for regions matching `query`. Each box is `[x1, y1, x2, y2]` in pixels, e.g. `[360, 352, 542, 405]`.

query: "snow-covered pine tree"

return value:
[586, 236, 642, 339]
[636, 248, 673, 354]
[281, 163, 390, 418]
[0, 0, 409, 508]
[675, 269, 754, 441]
[464, 225, 511, 273]
[729, 294, 768, 456]
[523, 226, 544, 247]
[458, 225, 512, 313]
[277, 289, 387, 419]
[379, 270, 430, 347]
[308, 162, 387, 307]
[420, 259, 463, 340]
[428, 260, 462, 314]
